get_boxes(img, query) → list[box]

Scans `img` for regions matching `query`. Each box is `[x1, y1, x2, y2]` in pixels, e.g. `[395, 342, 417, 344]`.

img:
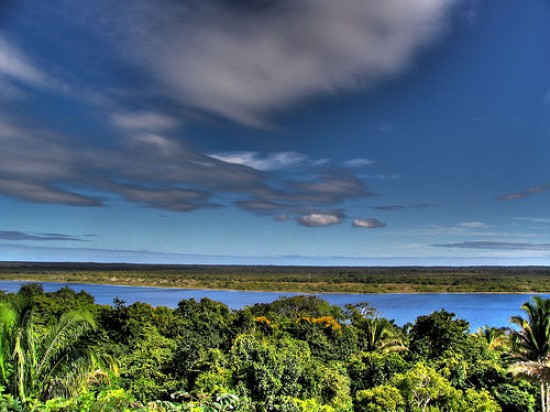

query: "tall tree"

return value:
[509, 296, 550, 412]
[0, 296, 102, 402]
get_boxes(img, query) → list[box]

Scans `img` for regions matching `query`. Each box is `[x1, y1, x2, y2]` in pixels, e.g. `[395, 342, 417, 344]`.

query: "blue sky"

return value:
[1, 0, 550, 266]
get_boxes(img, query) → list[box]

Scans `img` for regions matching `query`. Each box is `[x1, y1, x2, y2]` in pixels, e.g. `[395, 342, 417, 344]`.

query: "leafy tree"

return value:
[407, 310, 470, 360]
[247, 296, 346, 324]
[374, 363, 502, 412]
[355, 384, 405, 412]
[347, 351, 407, 394]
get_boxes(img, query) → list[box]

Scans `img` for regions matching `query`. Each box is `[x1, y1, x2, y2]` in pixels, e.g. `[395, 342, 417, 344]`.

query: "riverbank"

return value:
[1, 262, 550, 294]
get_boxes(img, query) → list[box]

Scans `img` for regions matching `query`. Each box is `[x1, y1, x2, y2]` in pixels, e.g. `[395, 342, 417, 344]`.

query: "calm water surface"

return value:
[0, 281, 546, 330]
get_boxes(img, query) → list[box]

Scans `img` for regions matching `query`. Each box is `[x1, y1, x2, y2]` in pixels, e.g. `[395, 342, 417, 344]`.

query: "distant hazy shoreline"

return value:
[1, 262, 550, 294]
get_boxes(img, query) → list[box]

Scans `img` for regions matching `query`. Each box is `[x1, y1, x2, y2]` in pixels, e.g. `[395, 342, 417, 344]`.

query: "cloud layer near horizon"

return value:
[434, 241, 550, 251]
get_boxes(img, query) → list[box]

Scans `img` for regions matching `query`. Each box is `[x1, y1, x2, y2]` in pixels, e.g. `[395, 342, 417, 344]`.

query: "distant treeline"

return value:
[1, 262, 550, 293]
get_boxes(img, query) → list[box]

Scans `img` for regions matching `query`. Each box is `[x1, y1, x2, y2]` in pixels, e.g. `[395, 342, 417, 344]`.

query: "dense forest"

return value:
[2, 262, 550, 293]
[0, 284, 548, 411]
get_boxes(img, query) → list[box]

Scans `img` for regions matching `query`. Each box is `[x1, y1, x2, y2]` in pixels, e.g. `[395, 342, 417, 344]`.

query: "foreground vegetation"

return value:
[2, 262, 550, 293]
[0, 284, 549, 410]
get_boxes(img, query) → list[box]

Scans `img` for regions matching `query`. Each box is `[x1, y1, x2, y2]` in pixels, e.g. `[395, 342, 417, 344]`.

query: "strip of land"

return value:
[1, 262, 550, 293]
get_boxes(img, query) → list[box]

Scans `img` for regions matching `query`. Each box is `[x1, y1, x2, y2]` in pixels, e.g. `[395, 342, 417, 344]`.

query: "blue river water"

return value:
[0, 280, 546, 330]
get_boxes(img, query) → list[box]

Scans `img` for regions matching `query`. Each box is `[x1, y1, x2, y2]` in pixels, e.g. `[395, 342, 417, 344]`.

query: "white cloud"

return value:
[434, 241, 550, 251]
[352, 218, 386, 229]
[361, 174, 401, 180]
[0, 35, 48, 87]
[459, 221, 488, 228]
[123, 134, 181, 158]
[343, 158, 375, 168]
[111, 111, 180, 132]
[210, 151, 307, 171]
[298, 213, 343, 227]
[513, 217, 550, 224]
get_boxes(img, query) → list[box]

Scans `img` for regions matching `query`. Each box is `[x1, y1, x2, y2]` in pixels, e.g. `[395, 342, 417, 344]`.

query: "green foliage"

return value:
[511, 296, 550, 361]
[356, 385, 405, 412]
[0, 284, 544, 411]
[347, 351, 407, 393]
[367, 363, 504, 412]
[491, 383, 536, 412]
[0, 295, 102, 402]
[407, 310, 470, 360]
[509, 296, 550, 412]
[5, 263, 550, 294]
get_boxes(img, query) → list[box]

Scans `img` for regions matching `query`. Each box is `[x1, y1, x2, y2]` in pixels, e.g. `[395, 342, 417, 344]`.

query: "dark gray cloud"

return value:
[497, 184, 549, 201]
[352, 218, 386, 229]
[236, 200, 288, 213]
[434, 241, 550, 251]
[0, 119, 103, 206]
[0, 116, 372, 216]
[86, 0, 458, 127]
[0, 231, 85, 242]
[373, 203, 434, 211]
[235, 169, 372, 221]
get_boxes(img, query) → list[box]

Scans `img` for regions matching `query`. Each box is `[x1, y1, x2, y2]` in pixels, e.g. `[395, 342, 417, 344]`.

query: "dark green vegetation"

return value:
[0, 284, 549, 410]
[2, 262, 550, 293]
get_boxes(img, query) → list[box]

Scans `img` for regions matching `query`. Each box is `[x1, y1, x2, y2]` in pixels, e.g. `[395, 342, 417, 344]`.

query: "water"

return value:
[0, 280, 545, 330]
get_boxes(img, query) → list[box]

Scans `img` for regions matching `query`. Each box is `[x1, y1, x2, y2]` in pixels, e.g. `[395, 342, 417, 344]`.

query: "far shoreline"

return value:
[1, 262, 550, 294]
[1, 277, 549, 296]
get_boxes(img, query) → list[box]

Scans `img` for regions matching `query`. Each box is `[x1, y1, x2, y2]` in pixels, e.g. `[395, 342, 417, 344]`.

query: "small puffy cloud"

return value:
[298, 212, 343, 227]
[497, 184, 549, 201]
[111, 111, 180, 132]
[210, 151, 307, 171]
[459, 221, 488, 228]
[352, 218, 386, 229]
[343, 158, 375, 168]
[434, 241, 550, 251]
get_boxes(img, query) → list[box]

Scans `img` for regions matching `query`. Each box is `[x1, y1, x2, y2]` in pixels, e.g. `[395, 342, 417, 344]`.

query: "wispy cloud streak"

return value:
[0, 231, 85, 242]
[434, 241, 550, 251]
[497, 184, 549, 201]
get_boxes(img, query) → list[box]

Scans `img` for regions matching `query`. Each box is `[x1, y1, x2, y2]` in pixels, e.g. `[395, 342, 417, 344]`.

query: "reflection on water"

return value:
[0, 280, 546, 330]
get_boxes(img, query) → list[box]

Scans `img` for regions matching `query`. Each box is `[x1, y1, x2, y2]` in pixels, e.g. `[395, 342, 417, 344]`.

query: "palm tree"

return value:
[361, 317, 407, 353]
[508, 296, 550, 412]
[509, 359, 550, 412]
[0, 296, 105, 402]
[474, 325, 510, 351]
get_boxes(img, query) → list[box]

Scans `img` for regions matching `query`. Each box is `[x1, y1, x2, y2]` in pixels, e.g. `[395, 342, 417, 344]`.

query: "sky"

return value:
[1, 0, 550, 266]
